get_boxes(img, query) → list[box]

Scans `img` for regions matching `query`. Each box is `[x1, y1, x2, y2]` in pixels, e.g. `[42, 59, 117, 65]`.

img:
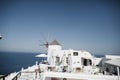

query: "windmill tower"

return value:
[47, 40, 62, 65]
[39, 34, 62, 65]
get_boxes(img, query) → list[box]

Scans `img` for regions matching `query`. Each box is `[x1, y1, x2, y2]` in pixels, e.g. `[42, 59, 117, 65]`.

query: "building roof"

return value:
[105, 59, 120, 67]
[49, 40, 61, 45]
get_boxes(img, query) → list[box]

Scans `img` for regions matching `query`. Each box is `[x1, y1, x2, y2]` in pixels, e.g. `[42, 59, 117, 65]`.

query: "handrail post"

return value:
[12, 72, 21, 80]
[117, 66, 120, 80]
[0, 75, 8, 80]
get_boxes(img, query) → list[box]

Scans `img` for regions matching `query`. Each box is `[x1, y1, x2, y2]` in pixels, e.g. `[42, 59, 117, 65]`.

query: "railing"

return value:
[12, 72, 21, 80]
[0, 75, 8, 80]
[12, 71, 38, 80]
[0, 72, 21, 80]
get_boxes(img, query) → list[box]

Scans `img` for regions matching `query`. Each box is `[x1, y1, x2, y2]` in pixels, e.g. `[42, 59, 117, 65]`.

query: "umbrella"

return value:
[35, 53, 47, 61]
[35, 53, 47, 57]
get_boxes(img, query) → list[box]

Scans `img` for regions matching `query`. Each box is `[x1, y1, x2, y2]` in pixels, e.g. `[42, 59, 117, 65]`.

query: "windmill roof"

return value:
[49, 40, 60, 45]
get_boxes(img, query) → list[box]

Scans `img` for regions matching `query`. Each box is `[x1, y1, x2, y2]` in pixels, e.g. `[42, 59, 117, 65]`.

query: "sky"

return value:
[0, 0, 120, 55]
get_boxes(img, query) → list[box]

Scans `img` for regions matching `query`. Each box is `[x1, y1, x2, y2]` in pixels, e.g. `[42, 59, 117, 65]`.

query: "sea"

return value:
[0, 52, 42, 75]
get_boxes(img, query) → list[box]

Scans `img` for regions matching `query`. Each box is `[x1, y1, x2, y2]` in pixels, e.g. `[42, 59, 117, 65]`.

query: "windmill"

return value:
[39, 33, 53, 54]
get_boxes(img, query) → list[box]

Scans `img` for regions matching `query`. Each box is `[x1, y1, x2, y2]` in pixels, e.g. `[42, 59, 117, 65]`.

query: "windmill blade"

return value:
[39, 40, 46, 45]
[39, 46, 47, 53]
[38, 33, 49, 54]
[39, 44, 45, 46]
[39, 33, 54, 48]
[41, 33, 47, 43]
[46, 33, 53, 44]
[47, 33, 50, 43]
[39, 36, 48, 45]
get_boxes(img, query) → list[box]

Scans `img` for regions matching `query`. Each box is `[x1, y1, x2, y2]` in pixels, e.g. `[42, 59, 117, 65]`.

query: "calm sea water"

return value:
[0, 52, 42, 75]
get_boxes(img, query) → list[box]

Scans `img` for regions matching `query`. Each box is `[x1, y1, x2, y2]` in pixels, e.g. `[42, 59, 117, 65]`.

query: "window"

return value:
[83, 59, 87, 66]
[66, 57, 68, 64]
[55, 56, 60, 65]
[82, 58, 92, 66]
[73, 52, 78, 56]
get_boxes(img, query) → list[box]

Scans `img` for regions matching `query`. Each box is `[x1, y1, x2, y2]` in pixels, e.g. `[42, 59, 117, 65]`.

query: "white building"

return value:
[47, 40, 99, 72]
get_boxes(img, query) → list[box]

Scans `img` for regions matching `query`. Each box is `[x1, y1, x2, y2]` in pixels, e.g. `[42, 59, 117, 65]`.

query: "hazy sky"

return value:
[0, 0, 120, 54]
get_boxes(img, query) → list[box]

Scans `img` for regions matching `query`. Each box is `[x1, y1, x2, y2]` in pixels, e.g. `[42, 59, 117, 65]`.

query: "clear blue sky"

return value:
[0, 0, 120, 55]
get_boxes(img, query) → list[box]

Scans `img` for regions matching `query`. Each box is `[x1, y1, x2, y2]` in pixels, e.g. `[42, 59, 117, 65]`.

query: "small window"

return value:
[83, 59, 87, 66]
[66, 57, 68, 64]
[73, 52, 78, 56]
[55, 56, 60, 65]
